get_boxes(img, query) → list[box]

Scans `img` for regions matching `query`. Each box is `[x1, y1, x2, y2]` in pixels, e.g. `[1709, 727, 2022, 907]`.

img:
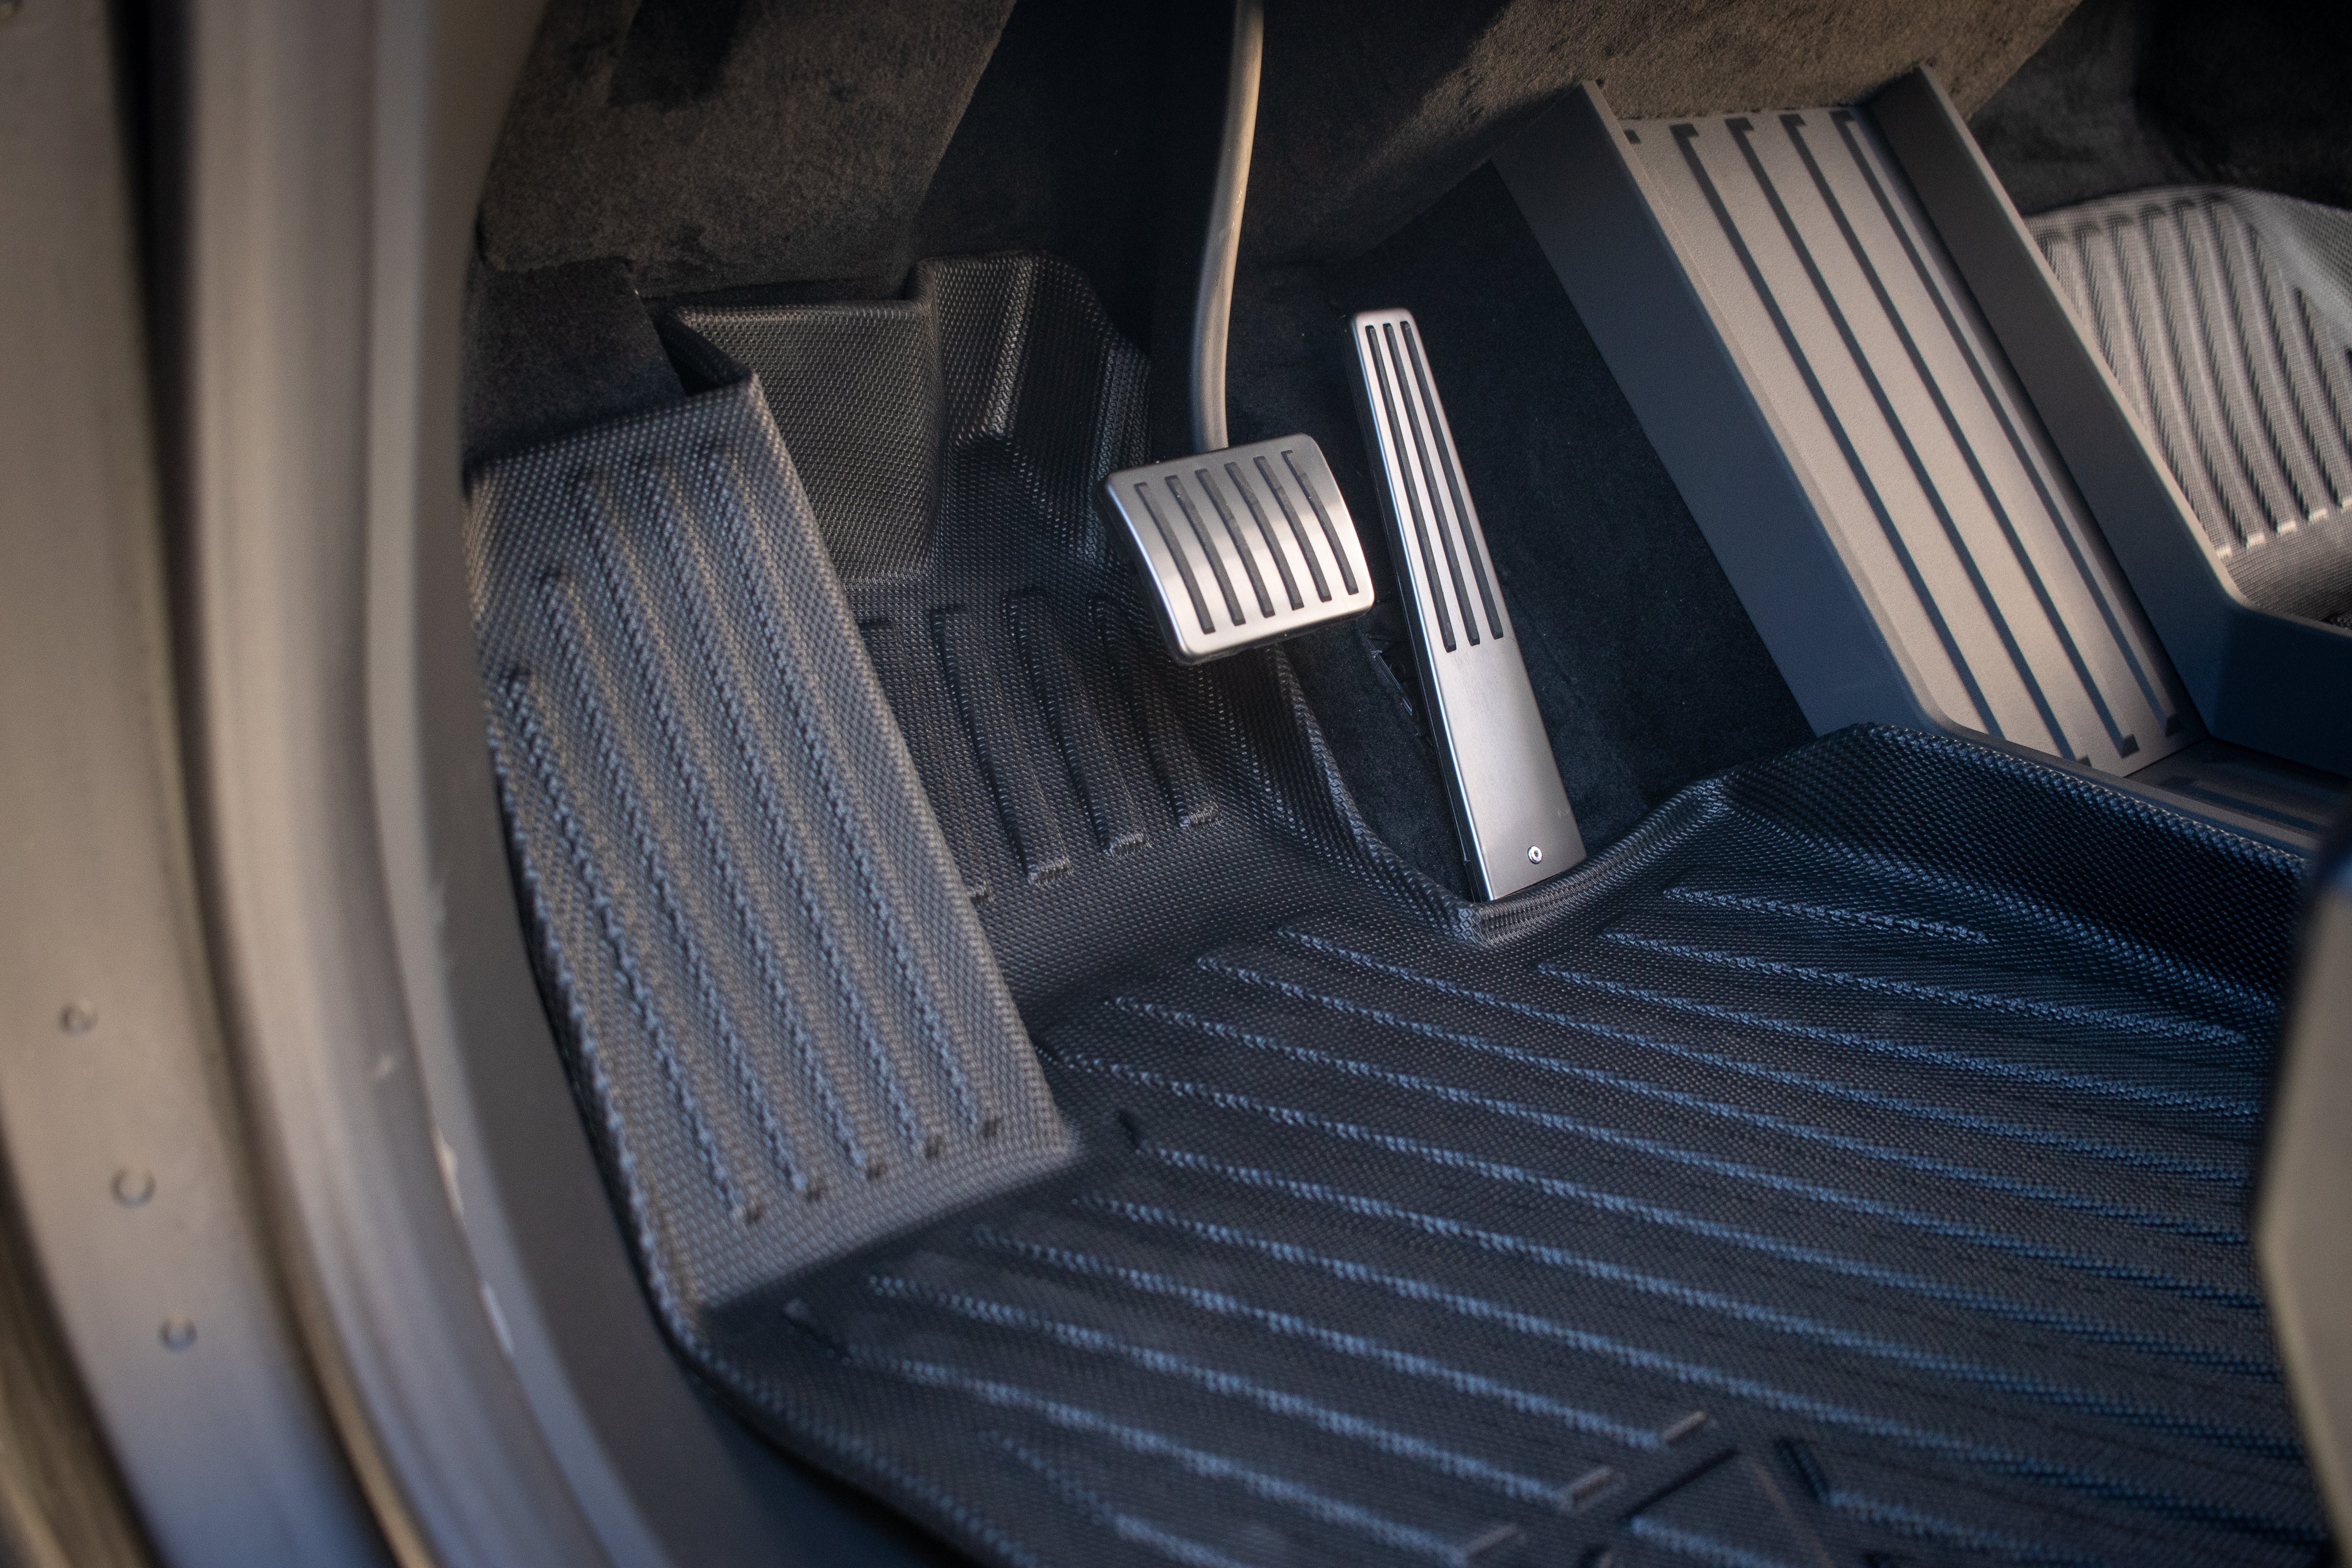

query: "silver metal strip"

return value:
[1350, 309, 1584, 899]
[1499, 85, 2203, 776]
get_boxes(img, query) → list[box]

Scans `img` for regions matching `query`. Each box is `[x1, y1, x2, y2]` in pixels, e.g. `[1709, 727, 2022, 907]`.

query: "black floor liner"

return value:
[753, 731, 2321, 1568]
[468, 255, 2327, 1567]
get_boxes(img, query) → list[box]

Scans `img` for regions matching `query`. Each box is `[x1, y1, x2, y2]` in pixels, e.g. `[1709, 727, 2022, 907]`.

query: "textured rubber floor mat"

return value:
[2031, 185, 2352, 624]
[466, 377, 1074, 1289]
[712, 727, 2322, 1568]
[665, 255, 1431, 1013]
[468, 255, 2327, 1566]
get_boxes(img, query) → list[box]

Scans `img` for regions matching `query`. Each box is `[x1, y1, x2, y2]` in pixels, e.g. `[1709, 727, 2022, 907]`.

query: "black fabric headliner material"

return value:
[468, 253, 2327, 1567]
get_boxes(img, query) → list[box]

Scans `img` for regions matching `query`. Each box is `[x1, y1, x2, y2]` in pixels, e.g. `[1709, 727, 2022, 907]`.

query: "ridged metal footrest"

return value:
[1095, 434, 1374, 665]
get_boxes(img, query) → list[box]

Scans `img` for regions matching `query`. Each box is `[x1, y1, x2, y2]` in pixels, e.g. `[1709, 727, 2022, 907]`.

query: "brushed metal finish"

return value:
[1636, 109, 2196, 772]
[1350, 309, 1584, 900]
[1869, 69, 2352, 777]
[2030, 186, 2352, 620]
[1577, 100, 2197, 774]
[1096, 434, 1374, 664]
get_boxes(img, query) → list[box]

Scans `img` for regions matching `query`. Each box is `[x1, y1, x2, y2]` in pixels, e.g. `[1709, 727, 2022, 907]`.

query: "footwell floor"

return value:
[468, 254, 2326, 1567]
[727, 726, 2319, 1568]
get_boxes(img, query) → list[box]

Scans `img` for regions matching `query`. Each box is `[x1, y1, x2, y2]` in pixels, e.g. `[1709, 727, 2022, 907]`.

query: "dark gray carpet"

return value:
[1974, 0, 2352, 218]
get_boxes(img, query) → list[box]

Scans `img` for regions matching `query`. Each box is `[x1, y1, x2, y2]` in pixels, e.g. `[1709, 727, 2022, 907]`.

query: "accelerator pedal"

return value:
[1351, 309, 1584, 899]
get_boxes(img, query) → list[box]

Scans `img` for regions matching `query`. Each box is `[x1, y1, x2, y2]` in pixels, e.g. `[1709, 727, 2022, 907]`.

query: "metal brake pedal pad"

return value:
[1096, 435, 1374, 664]
[1351, 308, 1584, 899]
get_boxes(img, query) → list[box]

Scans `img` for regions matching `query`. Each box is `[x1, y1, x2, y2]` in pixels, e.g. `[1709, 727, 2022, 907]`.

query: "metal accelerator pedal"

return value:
[1093, 2, 1374, 664]
[1352, 309, 1584, 899]
[1094, 0, 1578, 900]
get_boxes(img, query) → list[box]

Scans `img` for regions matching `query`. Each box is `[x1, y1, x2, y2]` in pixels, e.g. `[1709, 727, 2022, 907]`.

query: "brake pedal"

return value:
[1096, 436, 1375, 664]
[1351, 308, 1584, 898]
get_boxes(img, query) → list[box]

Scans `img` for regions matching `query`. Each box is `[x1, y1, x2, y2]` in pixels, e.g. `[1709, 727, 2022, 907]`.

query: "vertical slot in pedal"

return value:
[1351, 308, 1583, 898]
